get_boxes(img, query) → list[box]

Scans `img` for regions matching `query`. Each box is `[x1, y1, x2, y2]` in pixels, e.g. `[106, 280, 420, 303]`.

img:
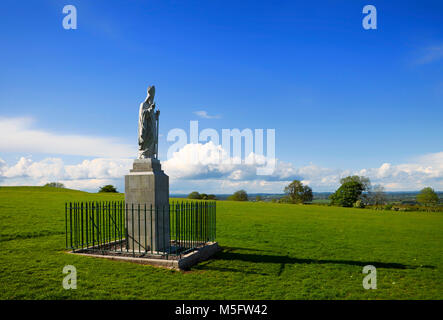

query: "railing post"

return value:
[107, 202, 109, 249]
[69, 202, 73, 251]
[85, 202, 88, 248]
[65, 203, 68, 249]
[175, 202, 178, 255]
[91, 202, 95, 249]
[207, 202, 209, 242]
[138, 203, 141, 253]
[120, 201, 123, 252]
[180, 202, 182, 252]
[97, 202, 100, 249]
[144, 203, 147, 254]
[131, 203, 135, 256]
[109, 202, 111, 247]
[193, 202, 196, 249]
[100, 202, 103, 249]
[214, 201, 216, 241]
[186, 203, 188, 250]
[104, 202, 107, 247]
[163, 205, 166, 257]
[189, 202, 192, 249]
[81, 203, 84, 249]
[113, 202, 116, 251]
[155, 205, 159, 254]
[74, 203, 77, 249]
[125, 203, 129, 252]
[150, 204, 153, 254]
[103, 202, 106, 247]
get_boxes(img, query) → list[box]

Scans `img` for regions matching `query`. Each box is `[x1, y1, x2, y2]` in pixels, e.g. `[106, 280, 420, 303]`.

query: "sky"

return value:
[0, 0, 442, 193]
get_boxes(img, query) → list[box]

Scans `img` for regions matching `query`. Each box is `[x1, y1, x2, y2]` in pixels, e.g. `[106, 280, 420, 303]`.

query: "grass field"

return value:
[0, 186, 442, 299]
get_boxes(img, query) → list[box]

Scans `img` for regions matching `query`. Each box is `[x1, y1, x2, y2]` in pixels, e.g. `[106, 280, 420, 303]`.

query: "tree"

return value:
[188, 191, 202, 199]
[284, 180, 313, 204]
[370, 185, 387, 207]
[417, 187, 439, 207]
[228, 190, 248, 201]
[339, 176, 371, 205]
[99, 185, 118, 193]
[207, 194, 217, 200]
[200, 193, 208, 200]
[278, 196, 291, 203]
[340, 176, 371, 191]
[330, 176, 370, 207]
[353, 199, 365, 208]
[43, 182, 65, 188]
[255, 195, 262, 202]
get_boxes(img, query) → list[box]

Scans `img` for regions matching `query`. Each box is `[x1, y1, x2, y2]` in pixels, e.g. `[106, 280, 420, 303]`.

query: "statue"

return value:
[138, 85, 160, 159]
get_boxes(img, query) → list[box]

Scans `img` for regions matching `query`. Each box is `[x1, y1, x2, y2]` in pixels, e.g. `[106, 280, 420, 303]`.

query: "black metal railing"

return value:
[65, 201, 216, 259]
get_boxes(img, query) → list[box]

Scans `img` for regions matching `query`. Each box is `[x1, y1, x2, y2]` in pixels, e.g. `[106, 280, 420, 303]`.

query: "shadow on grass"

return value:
[194, 247, 435, 275]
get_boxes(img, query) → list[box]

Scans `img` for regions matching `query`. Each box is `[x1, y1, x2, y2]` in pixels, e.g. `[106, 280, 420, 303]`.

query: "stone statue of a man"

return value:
[138, 85, 160, 159]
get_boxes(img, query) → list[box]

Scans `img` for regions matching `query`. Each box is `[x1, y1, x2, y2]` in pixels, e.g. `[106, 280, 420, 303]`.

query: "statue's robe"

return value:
[138, 101, 156, 159]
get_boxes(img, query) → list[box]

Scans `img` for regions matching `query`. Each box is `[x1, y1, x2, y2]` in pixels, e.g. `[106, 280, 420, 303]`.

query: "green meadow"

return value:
[0, 186, 442, 299]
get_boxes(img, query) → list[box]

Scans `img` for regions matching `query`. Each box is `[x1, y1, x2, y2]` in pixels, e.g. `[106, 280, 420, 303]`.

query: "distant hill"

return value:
[171, 191, 443, 203]
[1, 187, 441, 203]
[0, 186, 87, 193]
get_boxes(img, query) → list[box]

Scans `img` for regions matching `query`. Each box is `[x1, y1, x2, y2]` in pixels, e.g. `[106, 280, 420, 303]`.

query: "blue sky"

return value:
[0, 0, 442, 193]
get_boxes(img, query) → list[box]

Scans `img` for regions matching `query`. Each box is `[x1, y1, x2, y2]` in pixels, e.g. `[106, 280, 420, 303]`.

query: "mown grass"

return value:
[0, 186, 442, 299]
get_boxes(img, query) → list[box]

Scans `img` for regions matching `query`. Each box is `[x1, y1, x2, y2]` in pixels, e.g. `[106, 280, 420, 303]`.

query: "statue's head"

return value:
[147, 85, 155, 98]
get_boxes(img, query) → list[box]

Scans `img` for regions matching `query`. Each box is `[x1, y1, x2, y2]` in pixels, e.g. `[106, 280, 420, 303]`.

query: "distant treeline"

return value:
[170, 191, 443, 204]
[314, 191, 443, 205]
[172, 192, 443, 204]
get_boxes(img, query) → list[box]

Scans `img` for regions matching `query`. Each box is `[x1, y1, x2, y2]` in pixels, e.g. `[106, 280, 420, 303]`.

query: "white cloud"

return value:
[0, 117, 135, 157]
[162, 142, 298, 182]
[356, 152, 443, 190]
[65, 158, 133, 179]
[415, 44, 443, 65]
[0, 157, 132, 192]
[3, 157, 64, 180]
[0, 144, 442, 193]
[164, 144, 443, 192]
[62, 179, 117, 191]
[0, 158, 8, 176]
[162, 143, 443, 192]
[193, 110, 221, 119]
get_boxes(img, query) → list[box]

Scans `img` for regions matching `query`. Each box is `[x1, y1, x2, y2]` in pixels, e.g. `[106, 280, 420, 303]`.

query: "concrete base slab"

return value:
[67, 242, 220, 271]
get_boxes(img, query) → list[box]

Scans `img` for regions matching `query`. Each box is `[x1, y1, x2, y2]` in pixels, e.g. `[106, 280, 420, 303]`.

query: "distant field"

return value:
[0, 186, 442, 299]
[311, 199, 331, 204]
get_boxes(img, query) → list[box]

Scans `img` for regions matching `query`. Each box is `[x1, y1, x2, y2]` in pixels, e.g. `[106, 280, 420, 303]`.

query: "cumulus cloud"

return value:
[0, 117, 135, 157]
[357, 152, 443, 190]
[65, 158, 133, 179]
[164, 143, 443, 192]
[0, 157, 133, 191]
[193, 110, 221, 119]
[162, 142, 298, 182]
[0, 144, 442, 193]
[62, 179, 118, 191]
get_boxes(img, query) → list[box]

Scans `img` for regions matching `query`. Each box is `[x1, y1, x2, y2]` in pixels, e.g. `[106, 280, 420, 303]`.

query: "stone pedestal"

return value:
[125, 158, 169, 252]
